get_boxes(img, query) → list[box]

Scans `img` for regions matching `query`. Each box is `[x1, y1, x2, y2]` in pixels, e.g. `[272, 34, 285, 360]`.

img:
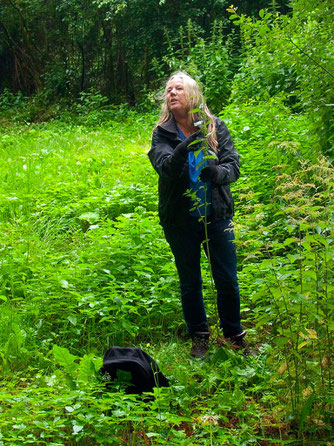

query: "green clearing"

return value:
[0, 1, 333, 442]
[0, 99, 332, 444]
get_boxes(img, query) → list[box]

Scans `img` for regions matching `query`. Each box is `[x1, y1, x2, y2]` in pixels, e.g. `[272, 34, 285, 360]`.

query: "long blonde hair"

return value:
[156, 71, 218, 153]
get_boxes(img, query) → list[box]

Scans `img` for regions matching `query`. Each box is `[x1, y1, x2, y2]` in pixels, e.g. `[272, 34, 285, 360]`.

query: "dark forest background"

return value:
[0, 0, 291, 101]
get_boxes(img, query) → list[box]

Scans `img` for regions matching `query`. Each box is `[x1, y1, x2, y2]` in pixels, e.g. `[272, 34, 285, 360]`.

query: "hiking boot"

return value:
[225, 331, 256, 357]
[190, 332, 210, 359]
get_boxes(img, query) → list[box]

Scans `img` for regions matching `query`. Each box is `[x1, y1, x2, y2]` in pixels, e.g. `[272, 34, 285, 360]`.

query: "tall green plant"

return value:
[228, 1, 334, 156]
[183, 108, 223, 331]
[238, 153, 333, 433]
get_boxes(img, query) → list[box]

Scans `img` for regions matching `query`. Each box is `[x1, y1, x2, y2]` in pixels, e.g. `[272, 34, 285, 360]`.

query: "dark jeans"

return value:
[163, 218, 242, 337]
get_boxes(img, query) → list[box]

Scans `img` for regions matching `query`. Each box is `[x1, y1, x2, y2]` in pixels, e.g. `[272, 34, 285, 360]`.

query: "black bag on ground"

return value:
[100, 347, 169, 394]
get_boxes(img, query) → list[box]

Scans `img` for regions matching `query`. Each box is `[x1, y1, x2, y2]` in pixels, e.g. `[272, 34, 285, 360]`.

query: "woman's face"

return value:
[166, 76, 189, 114]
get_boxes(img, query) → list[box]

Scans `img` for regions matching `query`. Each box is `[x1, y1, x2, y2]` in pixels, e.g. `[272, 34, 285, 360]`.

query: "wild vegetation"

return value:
[0, 0, 333, 444]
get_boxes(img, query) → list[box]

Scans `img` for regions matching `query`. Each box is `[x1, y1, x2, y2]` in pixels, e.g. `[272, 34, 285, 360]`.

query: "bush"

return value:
[228, 1, 334, 156]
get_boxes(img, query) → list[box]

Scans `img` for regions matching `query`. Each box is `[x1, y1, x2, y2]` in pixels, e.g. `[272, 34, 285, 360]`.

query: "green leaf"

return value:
[52, 345, 78, 374]
[72, 423, 84, 434]
[77, 354, 102, 382]
[113, 409, 128, 417]
[78, 212, 99, 223]
[273, 336, 290, 347]
[60, 279, 69, 289]
[284, 237, 297, 246]
[67, 315, 77, 325]
[12, 424, 27, 429]
[188, 138, 202, 147]
[299, 393, 316, 434]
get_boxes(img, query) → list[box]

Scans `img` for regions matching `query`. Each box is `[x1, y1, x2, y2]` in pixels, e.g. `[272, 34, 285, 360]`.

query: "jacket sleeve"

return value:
[148, 130, 188, 179]
[214, 118, 240, 185]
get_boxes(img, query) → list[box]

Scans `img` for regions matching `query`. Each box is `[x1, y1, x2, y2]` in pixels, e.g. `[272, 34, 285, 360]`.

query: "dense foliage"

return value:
[229, 0, 334, 155]
[0, 0, 333, 444]
[0, 101, 332, 445]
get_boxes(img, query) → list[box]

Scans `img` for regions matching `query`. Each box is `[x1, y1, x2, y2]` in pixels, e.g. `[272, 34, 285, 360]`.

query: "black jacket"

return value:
[148, 116, 240, 226]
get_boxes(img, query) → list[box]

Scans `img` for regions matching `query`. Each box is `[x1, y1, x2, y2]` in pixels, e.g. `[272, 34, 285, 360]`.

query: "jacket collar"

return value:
[157, 117, 179, 137]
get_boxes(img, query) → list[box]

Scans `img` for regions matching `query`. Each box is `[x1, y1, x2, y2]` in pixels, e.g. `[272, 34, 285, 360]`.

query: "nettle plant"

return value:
[240, 153, 333, 430]
[184, 105, 221, 330]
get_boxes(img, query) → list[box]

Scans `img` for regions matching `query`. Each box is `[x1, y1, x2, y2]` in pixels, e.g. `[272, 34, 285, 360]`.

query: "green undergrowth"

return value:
[0, 100, 332, 445]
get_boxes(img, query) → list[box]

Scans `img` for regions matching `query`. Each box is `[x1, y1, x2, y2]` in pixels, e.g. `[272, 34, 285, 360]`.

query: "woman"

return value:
[148, 71, 251, 358]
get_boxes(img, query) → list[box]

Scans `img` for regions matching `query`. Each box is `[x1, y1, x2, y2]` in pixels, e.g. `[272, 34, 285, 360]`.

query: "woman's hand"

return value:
[148, 127, 204, 180]
[175, 129, 202, 155]
[199, 159, 218, 182]
[185, 129, 203, 151]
